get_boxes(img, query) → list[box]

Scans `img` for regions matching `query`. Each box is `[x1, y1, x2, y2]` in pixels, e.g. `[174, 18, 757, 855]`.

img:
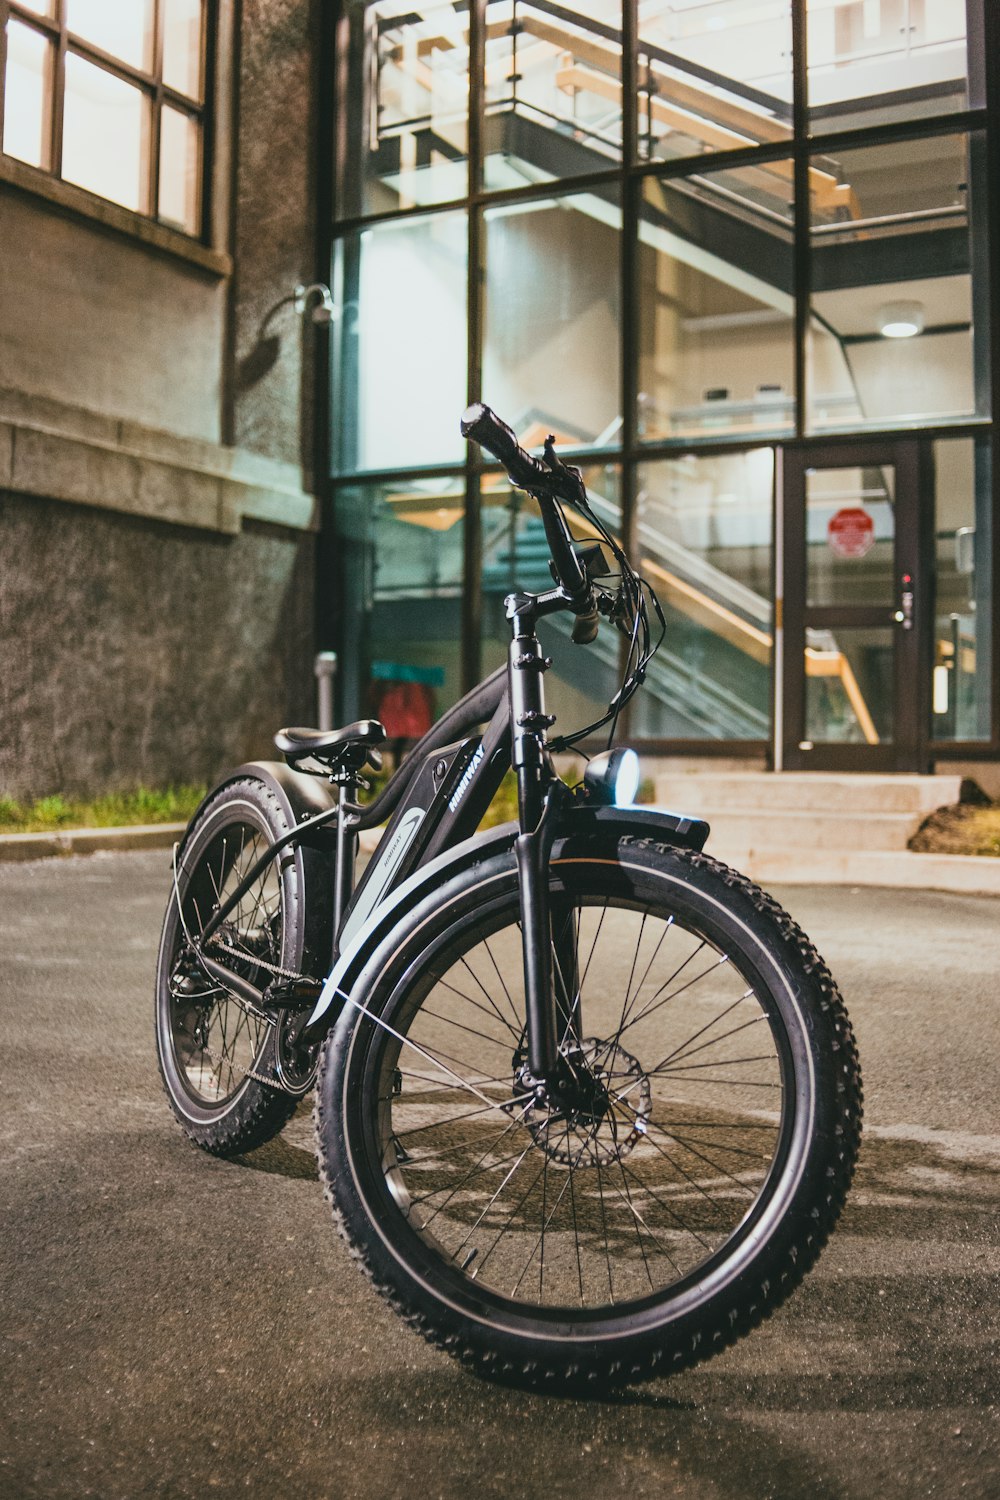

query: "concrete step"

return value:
[699, 809, 919, 852]
[653, 771, 962, 819]
[706, 845, 1000, 895]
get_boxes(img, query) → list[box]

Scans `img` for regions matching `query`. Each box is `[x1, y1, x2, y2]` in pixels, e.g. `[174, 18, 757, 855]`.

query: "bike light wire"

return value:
[549, 486, 665, 753]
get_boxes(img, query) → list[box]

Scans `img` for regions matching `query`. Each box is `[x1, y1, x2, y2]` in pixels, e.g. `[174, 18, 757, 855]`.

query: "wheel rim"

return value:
[356, 880, 796, 1317]
[166, 818, 282, 1108]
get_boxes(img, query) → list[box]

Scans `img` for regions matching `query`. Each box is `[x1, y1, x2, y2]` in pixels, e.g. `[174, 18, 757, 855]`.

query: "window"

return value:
[808, 132, 987, 432]
[1, 0, 209, 236]
[328, 0, 994, 753]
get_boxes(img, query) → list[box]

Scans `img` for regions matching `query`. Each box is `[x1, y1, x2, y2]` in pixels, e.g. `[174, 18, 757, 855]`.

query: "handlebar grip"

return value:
[460, 401, 517, 458]
[461, 403, 595, 632]
[461, 402, 551, 491]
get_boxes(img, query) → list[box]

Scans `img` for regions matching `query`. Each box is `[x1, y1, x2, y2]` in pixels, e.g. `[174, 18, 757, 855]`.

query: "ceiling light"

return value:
[877, 300, 925, 339]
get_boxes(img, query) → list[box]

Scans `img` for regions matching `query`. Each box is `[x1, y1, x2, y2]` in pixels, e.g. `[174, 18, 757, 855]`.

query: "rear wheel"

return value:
[317, 836, 862, 1386]
[155, 777, 320, 1156]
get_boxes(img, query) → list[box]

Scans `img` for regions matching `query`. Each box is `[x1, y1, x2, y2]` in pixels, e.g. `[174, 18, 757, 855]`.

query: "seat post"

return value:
[333, 782, 358, 948]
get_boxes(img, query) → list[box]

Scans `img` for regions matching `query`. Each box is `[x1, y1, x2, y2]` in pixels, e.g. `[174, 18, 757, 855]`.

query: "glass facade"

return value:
[328, 0, 997, 765]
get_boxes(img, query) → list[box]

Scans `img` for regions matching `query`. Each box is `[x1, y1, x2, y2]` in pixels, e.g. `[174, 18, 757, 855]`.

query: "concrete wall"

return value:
[0, 0, 324, 803]
[0, 193, 227, 443]
[231, 0, 322, 474]
[0, 492, 314, 800]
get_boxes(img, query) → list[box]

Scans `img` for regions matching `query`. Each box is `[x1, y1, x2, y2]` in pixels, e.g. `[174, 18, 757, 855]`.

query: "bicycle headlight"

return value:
[583, 748, 640, 807]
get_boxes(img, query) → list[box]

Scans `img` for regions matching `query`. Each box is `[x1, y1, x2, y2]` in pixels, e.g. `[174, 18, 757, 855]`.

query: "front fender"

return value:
[306, 799, 709, 1031]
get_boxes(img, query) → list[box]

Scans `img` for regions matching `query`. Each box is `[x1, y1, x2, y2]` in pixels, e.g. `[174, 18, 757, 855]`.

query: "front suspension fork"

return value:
[508, 589, 583, 1084]
[514, 783, 560, 1080]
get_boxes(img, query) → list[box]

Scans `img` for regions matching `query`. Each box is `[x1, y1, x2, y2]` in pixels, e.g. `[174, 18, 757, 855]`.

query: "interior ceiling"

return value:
[814, 273, 971, 336]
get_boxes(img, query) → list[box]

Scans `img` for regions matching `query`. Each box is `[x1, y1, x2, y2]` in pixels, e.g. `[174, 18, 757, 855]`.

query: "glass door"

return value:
[781, 441, 932, 772]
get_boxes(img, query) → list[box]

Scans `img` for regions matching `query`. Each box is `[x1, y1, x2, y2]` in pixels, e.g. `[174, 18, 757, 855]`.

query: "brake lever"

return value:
[598, 583, 638, 638]
[541, 435, 587, 507]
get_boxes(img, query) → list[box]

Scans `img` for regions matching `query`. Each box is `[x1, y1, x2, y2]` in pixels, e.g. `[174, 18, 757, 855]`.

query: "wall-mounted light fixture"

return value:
[294, 282, 340, 325]
[877, 300, 924, 339]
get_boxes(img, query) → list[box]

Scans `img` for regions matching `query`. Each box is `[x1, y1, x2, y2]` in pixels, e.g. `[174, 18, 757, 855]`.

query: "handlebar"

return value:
[461, 402, 599, 643]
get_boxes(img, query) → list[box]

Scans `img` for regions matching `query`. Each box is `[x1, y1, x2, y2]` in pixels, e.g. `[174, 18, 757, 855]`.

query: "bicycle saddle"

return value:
[274, 720, 386, 771]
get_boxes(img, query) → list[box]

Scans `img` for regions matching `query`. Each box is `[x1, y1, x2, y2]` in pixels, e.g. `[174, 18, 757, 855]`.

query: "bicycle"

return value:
[155, 403, 862, 1388]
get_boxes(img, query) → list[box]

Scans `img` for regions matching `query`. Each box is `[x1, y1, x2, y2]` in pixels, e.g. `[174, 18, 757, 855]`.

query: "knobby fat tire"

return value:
[315, 836, 863, 1388]
[154, 777, 305, 1157]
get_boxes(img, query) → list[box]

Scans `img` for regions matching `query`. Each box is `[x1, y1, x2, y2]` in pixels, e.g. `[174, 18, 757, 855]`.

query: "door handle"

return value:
[894, 574, 914, 630]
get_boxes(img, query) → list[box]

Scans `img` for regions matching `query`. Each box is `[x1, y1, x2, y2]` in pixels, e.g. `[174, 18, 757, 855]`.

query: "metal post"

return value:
[314, 650, 338, 730]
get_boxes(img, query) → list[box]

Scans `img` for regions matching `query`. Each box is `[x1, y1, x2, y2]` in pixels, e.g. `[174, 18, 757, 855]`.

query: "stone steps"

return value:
[652, 770, 963, 859]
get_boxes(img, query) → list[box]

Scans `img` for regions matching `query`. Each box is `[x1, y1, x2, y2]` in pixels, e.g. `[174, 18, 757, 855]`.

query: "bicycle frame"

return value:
[183, 581, 708, 1087]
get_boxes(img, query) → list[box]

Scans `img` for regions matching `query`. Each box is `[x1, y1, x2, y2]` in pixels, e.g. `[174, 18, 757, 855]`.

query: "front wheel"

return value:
[316, 836, 862, 1386]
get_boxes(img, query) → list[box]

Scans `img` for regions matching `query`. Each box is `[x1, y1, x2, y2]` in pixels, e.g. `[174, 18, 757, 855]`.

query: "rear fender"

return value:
[178, 759, 340, 855]
[179, 759, 338, 977]
[305, 800, 709, 1032]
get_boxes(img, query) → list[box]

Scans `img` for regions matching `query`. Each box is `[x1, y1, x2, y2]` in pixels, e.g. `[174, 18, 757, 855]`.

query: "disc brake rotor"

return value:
[517, 1037, 652, 1168]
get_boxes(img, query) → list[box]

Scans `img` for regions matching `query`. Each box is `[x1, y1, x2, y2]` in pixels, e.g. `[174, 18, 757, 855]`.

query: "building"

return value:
[2, 1, 999, 797]
[0, 1, 325, 800]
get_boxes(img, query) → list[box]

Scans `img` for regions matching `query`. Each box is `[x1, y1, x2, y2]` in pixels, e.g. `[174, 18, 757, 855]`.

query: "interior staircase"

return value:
[651, 770, 965, 885]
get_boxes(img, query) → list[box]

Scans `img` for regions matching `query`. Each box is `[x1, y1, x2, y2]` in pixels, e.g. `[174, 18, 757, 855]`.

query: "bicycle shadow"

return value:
[206, 1113, 998, 1497]
[233, 1132, 318, 1180]
[320, 1120, 1000, 1499]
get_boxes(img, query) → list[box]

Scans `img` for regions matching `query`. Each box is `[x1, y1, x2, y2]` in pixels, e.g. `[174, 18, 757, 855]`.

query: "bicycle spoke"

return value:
[418, 1004, 516, 1052]
[456, 956, 523, 1041]
[373, 884, 792, 1314]
[482, 937, 522, 1030]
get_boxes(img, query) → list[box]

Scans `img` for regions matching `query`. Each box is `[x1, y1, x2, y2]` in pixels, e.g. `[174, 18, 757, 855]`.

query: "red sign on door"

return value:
[827, 507, 875, 559]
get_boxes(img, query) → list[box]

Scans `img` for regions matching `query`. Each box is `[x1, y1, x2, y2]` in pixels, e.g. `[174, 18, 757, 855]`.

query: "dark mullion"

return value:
[313, 0, 339, 664]
[150, 0, 163, 219]
[198, 0, 217, 243]
[50, 25, 206, 116]
[334, 138, 799, 237]
[57, 32, 161, 90]
[196, 0, 209, 106]
[162, 84, 205, 114]
[8, 0, 59, 35]
[462, 0, 485, 694]
[330, 418, 995, 491]
[0, 2, 9, 152]
[332, 462, 469, 489]
[791, 0, 808, 443]
[804, 106, 985, 159]
[50, 0, 65, 177]
[618, 0, 638, 728]
[982, 0, 1000, 753]
[633, 420, 990, 467]
[333, 103, 991, 241]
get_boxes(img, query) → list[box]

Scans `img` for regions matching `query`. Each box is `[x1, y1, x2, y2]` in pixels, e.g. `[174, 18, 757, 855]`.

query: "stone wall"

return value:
[0, 192, 227, 444]
[0, 493, 314, 801]
[231, 0, 322, 475]
[0, 0, 324, 803]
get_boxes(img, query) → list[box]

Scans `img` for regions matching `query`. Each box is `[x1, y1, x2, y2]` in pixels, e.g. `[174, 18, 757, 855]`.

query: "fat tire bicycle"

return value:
[155, 404, 862, 1388]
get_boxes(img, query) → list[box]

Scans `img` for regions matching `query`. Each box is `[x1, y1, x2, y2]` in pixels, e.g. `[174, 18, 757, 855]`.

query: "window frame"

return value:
[0, 0, 217, 243]
[322, 0, 1000, 760]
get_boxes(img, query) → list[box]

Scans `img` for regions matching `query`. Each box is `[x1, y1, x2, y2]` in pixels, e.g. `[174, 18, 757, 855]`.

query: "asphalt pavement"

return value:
[1, 850, 998, 1500]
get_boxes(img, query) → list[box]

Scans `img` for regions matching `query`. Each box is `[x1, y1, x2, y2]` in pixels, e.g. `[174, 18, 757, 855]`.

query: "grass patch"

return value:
[0, 785, 206, 835]
[909, 802, 1000, 857]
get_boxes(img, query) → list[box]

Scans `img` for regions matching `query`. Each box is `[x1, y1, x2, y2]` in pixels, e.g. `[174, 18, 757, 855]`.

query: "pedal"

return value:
[262, 976, 323, 1012]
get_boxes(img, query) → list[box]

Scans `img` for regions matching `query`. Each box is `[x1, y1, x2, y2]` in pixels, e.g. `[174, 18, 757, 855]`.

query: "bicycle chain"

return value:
[195, 938, 312, 1091]
[196, 936, 319, 1092]
[210, 937, 306, 984]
